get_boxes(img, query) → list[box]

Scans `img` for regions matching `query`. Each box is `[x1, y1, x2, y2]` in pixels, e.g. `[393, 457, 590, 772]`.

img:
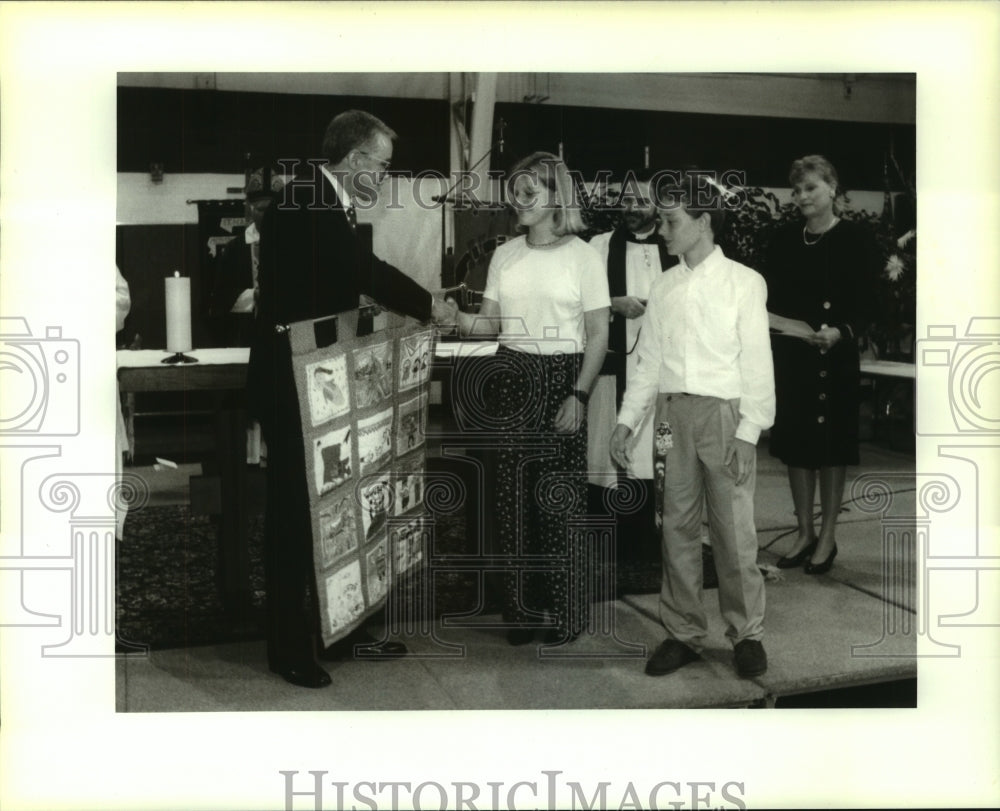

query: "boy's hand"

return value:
[724, 438, 756, 485]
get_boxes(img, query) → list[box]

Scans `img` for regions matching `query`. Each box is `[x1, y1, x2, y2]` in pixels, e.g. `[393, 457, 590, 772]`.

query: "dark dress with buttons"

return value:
[762, 219, 881, 468]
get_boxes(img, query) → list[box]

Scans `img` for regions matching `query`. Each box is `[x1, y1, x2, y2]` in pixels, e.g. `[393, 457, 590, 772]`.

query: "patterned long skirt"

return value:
[489, 346, 589, 636]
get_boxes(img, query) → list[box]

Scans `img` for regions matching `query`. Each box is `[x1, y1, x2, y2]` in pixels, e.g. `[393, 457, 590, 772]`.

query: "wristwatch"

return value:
[571, 388, 590, 406]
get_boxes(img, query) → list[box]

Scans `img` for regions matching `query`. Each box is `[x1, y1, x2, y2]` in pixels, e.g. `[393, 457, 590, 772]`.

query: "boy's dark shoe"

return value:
[734, 639, 768, 678]
[645, 638, 700, 676]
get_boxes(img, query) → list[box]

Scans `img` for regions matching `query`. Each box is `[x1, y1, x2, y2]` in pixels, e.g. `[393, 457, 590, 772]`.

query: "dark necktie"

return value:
[345, 202, 358, 233]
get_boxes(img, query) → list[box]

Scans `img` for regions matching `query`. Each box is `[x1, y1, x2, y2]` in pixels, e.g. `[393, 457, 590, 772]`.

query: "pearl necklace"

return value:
[526, 235, 563, 248]
[802, 217, 839, 246]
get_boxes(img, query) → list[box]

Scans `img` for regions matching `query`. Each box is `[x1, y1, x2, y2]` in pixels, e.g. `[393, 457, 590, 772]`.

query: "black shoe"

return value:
[506, 627, 536, 646]
[320, 629, 408, 661]
[645, 639, 700, 676]
[733, 639, 767, 678]
[776, 538, 818, 569]
[271, 661, 332, 688]
[804, 544, 838, 575]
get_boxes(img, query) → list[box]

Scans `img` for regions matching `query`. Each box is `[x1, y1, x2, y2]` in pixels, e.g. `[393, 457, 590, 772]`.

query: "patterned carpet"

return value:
[116, 507, 266, 651]
[116, 505, 673, 651]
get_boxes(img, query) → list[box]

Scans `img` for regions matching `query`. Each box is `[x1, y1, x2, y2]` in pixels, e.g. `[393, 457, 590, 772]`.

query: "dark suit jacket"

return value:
[247, 165, 433, 427]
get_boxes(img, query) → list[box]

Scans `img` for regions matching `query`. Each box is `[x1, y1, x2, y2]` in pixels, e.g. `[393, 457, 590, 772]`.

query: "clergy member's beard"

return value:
[623, 210, 656, 234]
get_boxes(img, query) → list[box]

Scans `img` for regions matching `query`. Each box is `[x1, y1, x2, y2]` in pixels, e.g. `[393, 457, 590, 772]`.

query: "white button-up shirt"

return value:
[617, 245, 775, 444]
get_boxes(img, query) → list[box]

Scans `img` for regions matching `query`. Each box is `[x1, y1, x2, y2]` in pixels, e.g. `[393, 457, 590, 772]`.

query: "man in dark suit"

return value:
[248, 109, 454, 688]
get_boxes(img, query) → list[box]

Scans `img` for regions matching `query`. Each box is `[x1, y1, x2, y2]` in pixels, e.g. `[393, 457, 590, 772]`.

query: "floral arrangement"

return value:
[874, 221, 917, 360]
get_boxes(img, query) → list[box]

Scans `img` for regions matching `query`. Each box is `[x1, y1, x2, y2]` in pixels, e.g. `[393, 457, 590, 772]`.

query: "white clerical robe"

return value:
[586, 231, 664, 484]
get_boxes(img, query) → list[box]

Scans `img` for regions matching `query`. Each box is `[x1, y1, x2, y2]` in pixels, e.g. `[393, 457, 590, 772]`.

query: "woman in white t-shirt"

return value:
[452, 152, 610, 645]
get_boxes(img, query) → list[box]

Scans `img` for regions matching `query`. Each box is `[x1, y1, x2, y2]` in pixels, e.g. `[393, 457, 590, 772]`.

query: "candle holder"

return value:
[164, 272, 195, 363]
[161, 352, 198, 364]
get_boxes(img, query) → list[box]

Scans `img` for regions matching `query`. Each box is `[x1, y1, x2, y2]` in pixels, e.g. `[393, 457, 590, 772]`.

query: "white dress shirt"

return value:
[617, 245, 775, 445]
[319, 163, 353, 213]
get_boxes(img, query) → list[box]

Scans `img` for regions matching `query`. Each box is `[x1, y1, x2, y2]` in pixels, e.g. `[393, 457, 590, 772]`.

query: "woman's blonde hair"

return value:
[789, 154, 849, 213]
[506, 151, 585, 236]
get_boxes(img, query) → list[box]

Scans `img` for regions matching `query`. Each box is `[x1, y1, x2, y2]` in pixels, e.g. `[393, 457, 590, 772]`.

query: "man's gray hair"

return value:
[321, 110, 396, 164]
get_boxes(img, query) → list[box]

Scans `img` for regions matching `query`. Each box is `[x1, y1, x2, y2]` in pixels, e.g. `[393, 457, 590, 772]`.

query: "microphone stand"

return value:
[433, 119, 508, 290]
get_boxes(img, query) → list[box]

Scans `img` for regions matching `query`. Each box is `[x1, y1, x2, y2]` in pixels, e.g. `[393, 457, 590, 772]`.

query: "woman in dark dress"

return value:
[763, 155, 881, 574]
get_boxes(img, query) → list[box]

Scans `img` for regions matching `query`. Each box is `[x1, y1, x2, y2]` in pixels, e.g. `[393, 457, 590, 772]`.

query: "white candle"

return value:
[165, 272, 192, 353]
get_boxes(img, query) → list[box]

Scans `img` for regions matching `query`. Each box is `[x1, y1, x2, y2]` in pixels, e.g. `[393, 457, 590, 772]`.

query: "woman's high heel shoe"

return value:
[804, 544, 838, 575]
[776, 538, 818, 569]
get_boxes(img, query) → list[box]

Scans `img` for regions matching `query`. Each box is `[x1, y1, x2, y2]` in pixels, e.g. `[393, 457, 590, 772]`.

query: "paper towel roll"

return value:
[165, 273, 192, 353]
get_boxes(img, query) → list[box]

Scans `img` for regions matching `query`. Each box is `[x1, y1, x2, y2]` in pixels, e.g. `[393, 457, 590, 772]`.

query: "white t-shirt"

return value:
[481, 235, 610, 355]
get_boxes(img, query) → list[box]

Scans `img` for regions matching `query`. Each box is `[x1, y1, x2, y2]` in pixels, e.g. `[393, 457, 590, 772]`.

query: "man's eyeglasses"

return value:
[356, 150, 391, 172]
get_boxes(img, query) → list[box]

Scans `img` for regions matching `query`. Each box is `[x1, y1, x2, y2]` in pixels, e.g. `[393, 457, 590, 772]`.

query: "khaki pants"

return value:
[655, 393, 765, 650]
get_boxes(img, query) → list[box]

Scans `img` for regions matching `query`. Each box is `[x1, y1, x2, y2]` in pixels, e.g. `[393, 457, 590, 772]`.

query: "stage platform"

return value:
[115, 573, 915, 713]
[116, 441, 917, 711]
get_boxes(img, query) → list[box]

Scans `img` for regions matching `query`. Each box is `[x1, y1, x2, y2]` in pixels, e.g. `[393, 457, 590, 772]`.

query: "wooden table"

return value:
[859, 359, 915, 380]
[117, 348, 252, 611]
[117, 348, 250, 387]
[859, 359, 915, 450]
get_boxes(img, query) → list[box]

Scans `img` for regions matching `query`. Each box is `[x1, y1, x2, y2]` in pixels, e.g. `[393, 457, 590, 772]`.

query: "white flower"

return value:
[897, 229, 916, 249]
[885, 254, 906, 282]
